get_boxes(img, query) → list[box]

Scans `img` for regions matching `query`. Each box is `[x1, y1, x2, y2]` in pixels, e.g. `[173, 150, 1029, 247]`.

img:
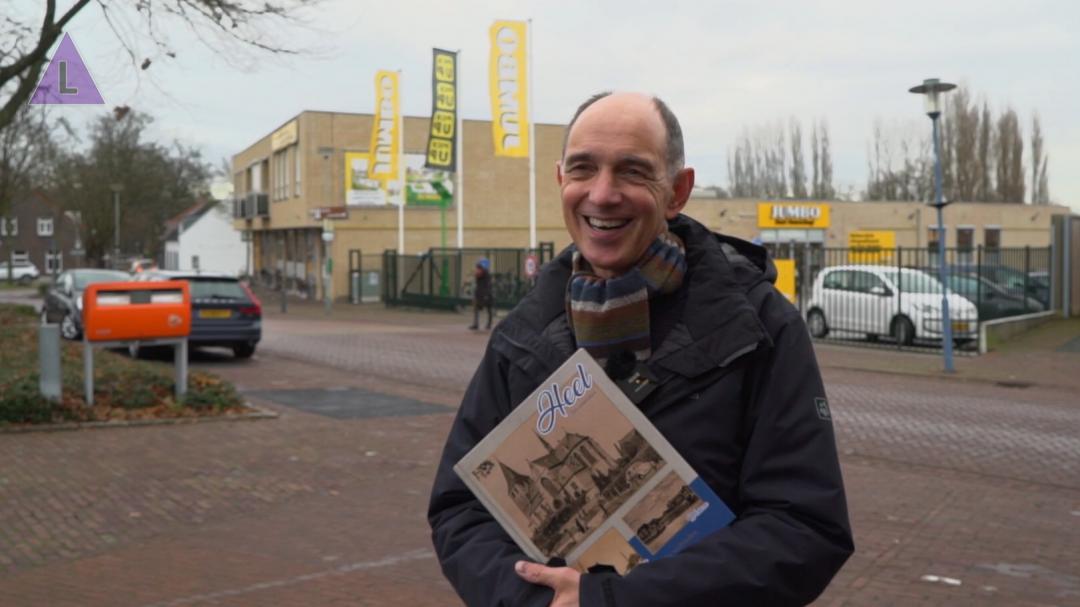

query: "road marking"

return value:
[140, 548, 436, 606]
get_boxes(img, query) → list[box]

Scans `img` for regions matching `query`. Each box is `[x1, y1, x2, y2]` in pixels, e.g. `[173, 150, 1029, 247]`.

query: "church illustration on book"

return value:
[485, 428, 664, 555]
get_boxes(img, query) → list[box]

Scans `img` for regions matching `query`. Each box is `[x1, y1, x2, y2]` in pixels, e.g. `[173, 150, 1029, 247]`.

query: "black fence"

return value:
[765, 245, 1052, 353]
[382, 243, 556, 310]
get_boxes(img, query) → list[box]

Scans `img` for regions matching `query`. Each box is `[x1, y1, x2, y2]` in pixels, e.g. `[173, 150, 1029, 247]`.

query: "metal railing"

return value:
[382, 243, 556, 310]
[772, 245, 1052, 353]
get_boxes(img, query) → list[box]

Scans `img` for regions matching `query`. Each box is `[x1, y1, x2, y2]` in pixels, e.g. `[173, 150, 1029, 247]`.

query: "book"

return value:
[454, 349, 735, 574]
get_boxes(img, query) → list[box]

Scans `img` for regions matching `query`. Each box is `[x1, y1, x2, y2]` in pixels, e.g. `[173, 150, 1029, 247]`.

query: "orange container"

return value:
[83, 280, 191, 342]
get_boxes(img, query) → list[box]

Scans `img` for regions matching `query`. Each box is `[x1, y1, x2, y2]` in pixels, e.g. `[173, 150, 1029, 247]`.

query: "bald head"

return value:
[561, 92, 685, 178]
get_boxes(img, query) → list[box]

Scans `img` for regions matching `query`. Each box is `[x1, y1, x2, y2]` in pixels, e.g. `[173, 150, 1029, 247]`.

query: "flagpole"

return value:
[456, 49, 465, 249]
[527, 18, 537, 250]
[397, 69, 405, 255]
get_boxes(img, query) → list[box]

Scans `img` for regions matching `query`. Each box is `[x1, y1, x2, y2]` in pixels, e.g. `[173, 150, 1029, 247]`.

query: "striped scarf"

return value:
[567, 230, 687, 365]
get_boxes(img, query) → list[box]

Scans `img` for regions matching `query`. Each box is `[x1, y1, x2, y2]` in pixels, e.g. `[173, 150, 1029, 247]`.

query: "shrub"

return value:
[0, 375, 54, 424]
[182, 373, 242, 411]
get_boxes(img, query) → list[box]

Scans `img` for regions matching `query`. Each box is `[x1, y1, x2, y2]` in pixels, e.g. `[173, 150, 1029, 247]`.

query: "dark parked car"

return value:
[134, 270, 261, 358]
[40, 269, 131, 339]
[944, 273, 1044, 320]
[947, 264, 1050, 308]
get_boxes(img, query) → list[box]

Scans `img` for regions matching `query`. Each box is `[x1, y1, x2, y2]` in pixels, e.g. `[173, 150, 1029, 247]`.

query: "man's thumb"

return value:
[515, 560, 547, 585]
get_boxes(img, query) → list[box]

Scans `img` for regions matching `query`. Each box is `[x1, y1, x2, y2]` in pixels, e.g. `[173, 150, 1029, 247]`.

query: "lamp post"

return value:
[909, 78, 957, 372]
[318, 146, 334, 315]
[110, 183, 123, 269]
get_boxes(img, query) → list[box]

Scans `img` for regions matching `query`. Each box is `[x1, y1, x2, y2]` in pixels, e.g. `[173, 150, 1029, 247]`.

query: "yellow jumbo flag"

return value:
[488, 21, 529, 157]
[369, 70, 401, 185]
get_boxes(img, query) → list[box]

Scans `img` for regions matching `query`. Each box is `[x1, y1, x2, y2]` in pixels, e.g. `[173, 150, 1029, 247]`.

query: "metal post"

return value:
[83, 340, 94, 406]
[931, 116, 955, 372]
[113, 189, 120, 267]
[1024, 245, 1031, 312]
[896, 244, 903, 350]
[39, 324, 61, 400]
[175, 339, 188, 400]
[1065, 217, 1072, 318]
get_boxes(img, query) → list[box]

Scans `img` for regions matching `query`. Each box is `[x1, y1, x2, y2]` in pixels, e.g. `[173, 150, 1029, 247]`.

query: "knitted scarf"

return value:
[567, 230, 687, 365]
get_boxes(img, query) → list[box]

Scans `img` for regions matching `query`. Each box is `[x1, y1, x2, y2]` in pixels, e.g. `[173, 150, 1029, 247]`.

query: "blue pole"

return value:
[932, 115, 955, 372]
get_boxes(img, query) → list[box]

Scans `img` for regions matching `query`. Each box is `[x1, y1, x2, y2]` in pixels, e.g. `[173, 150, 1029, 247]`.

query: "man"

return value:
[429, 92, 853, 606]
[469, 258, 494, 330]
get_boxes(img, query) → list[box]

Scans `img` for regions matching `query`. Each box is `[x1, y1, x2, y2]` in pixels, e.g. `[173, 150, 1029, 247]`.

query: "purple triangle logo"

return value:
[29, 33, 104, 105]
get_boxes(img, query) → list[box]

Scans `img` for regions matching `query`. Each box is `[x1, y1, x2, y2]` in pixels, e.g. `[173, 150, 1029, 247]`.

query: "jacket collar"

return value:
[493, 215, 772, 382]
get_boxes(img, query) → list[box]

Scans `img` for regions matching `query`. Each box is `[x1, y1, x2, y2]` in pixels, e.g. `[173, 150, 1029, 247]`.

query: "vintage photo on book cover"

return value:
[454, 349, 735, 570]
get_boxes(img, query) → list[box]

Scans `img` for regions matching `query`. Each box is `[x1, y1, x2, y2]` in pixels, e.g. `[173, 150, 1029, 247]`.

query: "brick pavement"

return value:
[1, 295, 1078, 605]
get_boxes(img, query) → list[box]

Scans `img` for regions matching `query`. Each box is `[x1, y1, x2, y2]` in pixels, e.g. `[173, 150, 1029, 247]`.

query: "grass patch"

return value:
[0, 303, 249, 427]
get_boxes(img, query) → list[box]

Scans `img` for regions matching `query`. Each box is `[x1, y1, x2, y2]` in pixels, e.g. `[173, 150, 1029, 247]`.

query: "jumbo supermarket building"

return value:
[230, 110, 1073, 305]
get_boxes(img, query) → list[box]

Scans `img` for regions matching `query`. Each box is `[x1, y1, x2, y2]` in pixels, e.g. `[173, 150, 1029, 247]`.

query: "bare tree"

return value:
[0, 0, 315, 132]
[865, 120, 931, 202]
[976, 103, 993, 201]
[818, 120, 835, 199]
[995, 109, 1025, 203]
[866, 88, 1046, 204]
[949, 88, 979, 201]
[1030, 114, 1049, 204]
[789, 119, 807, 198]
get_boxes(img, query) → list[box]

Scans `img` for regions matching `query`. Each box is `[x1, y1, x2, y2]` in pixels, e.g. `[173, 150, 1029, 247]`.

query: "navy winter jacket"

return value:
[428, 214, 853, 606]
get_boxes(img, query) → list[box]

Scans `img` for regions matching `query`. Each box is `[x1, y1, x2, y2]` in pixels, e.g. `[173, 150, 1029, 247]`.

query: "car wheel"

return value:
[893, 316, 915, 346]
[60, 313, 81, 340]
[18, 275, 32, 286]
[807, 309, 829, 338]
[232, 343, 256, 359]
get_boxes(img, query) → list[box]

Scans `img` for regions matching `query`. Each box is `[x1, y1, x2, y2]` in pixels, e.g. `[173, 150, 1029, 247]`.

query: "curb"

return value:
[0, 401, 278, 435]
[818, 362, 1073, 392]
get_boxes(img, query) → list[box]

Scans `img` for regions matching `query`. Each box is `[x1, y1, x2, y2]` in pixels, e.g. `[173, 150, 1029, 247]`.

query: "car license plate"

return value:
[199, 309, 232, 319]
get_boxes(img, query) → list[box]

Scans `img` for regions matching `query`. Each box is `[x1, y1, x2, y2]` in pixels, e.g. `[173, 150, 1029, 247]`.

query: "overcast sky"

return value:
[30, 0, 1080, 211]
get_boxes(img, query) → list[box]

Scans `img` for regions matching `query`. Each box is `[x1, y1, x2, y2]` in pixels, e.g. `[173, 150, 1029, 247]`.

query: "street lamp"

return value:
[318, 146, 334, 315]
[909, 78, 957, 372]
[109, 183, 123, 269]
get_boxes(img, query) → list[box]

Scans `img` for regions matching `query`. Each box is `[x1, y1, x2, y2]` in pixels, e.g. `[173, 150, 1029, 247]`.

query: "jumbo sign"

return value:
[757, 202, 831, 228]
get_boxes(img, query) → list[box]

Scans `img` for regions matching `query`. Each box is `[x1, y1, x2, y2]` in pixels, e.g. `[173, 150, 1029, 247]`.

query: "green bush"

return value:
[182, 374, 242, 411]
[0, 302, 246, 424]
[0, 375, 54, 424]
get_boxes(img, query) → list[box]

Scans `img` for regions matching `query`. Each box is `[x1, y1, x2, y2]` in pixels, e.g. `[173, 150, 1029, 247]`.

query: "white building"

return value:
[163, 200, 248, 276]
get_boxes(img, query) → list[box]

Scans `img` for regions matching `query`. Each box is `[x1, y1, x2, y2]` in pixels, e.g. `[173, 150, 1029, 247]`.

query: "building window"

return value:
[273, 149, 289, 200]
[927, 226, 944, 266]
[45, 250, 62, 274]
[37, 217, 54, 237]
[984, 227, 1001, 249]
[956, 226, 974, 264]
[927, 226, 943, 248]
[0, 217, 16, 237]
[10, 250, 28, 264]
[294, 145, 302, 196]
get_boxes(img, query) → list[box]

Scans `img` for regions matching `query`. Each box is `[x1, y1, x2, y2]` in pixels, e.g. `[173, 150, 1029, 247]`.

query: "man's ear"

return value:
[665, 167, 695, 219]
[555, 161, 564, 187]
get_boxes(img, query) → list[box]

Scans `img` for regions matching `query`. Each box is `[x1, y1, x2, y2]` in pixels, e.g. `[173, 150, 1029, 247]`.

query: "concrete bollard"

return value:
[38, 324, 62, 401]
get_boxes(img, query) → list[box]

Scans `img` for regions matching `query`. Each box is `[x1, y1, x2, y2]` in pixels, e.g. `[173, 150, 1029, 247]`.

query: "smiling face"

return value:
[558, 93, 693, 278]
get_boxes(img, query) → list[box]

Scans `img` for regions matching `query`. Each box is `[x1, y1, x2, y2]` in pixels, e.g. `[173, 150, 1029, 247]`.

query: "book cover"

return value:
[454, 349, 735, 574]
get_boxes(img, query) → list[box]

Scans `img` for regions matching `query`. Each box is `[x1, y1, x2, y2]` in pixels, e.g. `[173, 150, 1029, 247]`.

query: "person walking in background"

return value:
[469, 258, 493, 330]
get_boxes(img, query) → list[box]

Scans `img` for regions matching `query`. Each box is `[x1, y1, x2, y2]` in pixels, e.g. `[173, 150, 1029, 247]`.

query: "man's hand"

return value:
[515, 560, 581, 607]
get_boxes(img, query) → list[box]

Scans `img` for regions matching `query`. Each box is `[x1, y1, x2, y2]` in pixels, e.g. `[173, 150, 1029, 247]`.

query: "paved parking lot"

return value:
[1, 300, 1078, 605]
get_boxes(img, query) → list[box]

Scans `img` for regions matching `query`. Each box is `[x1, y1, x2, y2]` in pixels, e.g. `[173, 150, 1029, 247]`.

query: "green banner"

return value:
[425, 48, 457, 172]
